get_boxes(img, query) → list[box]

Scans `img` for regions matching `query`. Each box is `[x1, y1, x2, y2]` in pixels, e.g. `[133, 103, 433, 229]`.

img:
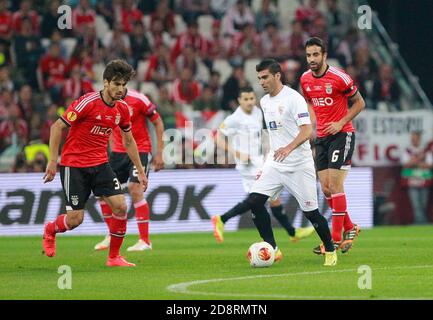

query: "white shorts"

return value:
[241, 175, 280, 201]
[250, 161, 318, 211]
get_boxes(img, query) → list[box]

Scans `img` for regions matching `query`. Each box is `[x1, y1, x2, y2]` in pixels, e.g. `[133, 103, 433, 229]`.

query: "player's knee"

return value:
[321, 185, 331, 197]
[128, 183, 143, 203]
[67, 213, 84, 229]
[111, 201, 128, 215]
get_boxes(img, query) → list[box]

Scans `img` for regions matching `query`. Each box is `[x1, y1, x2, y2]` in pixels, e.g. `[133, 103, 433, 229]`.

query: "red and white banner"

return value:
[352, 110, 433, 166]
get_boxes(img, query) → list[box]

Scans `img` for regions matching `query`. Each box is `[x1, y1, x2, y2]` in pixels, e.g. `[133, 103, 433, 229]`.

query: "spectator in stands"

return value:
[222, 0, 255, 37]
[12, 152, 28, 173]
[46, 30, 69, 60]
[41, 0, 65, 38]
[221, 64, 249, 110]
[38, 42, 67, 104]
[145, 44, 176, 85]
[176, 45, 209, 83]
[76, 25, 104, 64]
[103, 22, 132, 64]
[171, 19, 208, 63]
[335, 27, 368, 67]
[295, 0, 323, 34]
[61, 64, 94, 103]
[210, 0, 237, 20]
[260, 21, 286, 59]
[228, 22, 262, 65]
[255, 0, 280, 33]
[372, 63, 401, 111]
[172, 67, 201, 104]
[179, 0, 210, 25]
[401, 131, 433, 224]
[17, 84, 34, 121]
[95, 0, 121, 29]
[205, 20, 229, 70]
[346, 64, 367, 101]
[72, 0, 96, 36]
[0, 0, 13, 45]
[0, 88, 17, 120]
[12, 17, 43, 89]
[150, 0, 176, 37]
[286, 20, 309, 61]
[0, 66, 13, 92]
[129, 22, 151, 68]
[67, 45, 96, 81]
[324, 0, 349, 42]
[156, 85, 178, 129]
[206, 70, 223, 102]
[28, 112, 41, 141]
[41, 104, 63, 144]
[353, 45, 377, 83]
[12, 0, 40, 35]
[193, 85, 219, 111]
[0, 103, 28, 152]
[146, 17, 174, 49]
[28, 150, 47, 172]
[120, 0, 143, 34]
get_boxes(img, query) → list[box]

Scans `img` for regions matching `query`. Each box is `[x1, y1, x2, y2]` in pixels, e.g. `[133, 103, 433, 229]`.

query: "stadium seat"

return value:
[198, 15, 214, 38]
[212, 59, 233, 84]
[139, 82, 158, 97]
[63, 38, 77, 60]
[327, 58, 342, 68]
[142, 14, 151, 30]
[136, 60, 150, 82]
[244, 58, 261, 86]
[174, 14, 187, 34]
[95, 15, 110, 41]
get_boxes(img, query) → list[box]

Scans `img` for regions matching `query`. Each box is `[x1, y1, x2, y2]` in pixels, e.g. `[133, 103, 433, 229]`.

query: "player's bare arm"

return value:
[121, 130, 148, 190]
[152, 117, 165, 171]
[324, 91, 365, 135]
[43, 119, 67, 183]
[274, 124, 313, 162]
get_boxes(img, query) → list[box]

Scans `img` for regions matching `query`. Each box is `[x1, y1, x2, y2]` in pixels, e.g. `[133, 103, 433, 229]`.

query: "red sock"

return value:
[99, 200, 112, 231]
[46, 214, 69, 235]
[109, 214, 127, 258]
[331, 193, 347, 242]
[135, 199, 150, 244]
[343, 211, 354, 232]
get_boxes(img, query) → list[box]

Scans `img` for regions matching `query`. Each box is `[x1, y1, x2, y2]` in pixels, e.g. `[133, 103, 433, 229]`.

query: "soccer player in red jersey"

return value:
[43, 60, 147, 267]
[94, 89, 164, 252]
[300, 37, 365, 254]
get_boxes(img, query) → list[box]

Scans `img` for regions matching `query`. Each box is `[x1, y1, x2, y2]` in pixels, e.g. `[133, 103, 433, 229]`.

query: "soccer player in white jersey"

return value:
[249, 58, 337, 266]
[211, 86, 315, 243]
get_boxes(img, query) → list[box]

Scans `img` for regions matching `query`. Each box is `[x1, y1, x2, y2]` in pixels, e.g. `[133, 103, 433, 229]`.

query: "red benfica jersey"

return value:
[111, 89, 160, 153]
[60, 92, 131, 167]
[300, 65, 358, 138]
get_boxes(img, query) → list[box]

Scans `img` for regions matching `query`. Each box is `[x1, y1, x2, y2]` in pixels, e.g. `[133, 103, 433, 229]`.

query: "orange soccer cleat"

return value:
[42, 223, 56, 257]
[106, 256, 136, 267]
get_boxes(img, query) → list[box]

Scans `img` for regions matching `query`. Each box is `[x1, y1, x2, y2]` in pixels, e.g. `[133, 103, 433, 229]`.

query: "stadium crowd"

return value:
[0, 0, 418, 173]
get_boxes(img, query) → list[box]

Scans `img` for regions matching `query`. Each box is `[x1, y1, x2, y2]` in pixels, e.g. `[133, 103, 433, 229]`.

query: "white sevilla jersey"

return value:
[260, 85, 314, 171]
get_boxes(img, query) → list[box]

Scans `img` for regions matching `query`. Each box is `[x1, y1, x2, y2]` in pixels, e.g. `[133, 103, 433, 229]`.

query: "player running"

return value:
[300, 37, 365, 254]
[212, 86, 315, 243]
[247, 58, 336, 266]
[94, 89, 164, 252]
[42, 60, 146, 267]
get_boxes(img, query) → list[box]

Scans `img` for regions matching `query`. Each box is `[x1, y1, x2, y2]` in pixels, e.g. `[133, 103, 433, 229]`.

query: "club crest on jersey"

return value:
[128, 106, 134, 116]
[115, 113, 121, 125]
[67, 111, 77, 122]
[325, 83, 333, 94]
[71, 195, 79, 206]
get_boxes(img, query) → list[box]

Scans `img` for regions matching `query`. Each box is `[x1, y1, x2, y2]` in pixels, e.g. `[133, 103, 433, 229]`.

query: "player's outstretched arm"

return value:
[274, 124, 313, 162]
[151, 117, 165, 171]
[43, 119, 67, 183]
[121, 130, 148, 190]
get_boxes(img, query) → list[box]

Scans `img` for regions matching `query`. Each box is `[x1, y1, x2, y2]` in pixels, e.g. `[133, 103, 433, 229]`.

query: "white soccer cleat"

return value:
[127, 239, 153, 252]
[94, 234, 110, 251]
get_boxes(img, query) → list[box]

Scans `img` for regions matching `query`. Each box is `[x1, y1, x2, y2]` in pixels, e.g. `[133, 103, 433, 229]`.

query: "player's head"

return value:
[305, 37, 327, 72]
[238, 86, 256, 114]
[103, 59, 135, 100]
[256, 59, 283, 95]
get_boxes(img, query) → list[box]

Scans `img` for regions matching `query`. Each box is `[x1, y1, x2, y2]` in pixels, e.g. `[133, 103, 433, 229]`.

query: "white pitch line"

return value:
[166, 265, 433, 299]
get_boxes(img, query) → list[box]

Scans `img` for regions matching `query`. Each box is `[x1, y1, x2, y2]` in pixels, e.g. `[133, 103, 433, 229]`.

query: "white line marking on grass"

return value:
[166, 265, 433, 299]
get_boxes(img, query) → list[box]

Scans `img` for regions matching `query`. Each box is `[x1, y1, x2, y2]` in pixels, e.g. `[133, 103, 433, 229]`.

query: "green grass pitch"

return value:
[1, 225, 433, 300]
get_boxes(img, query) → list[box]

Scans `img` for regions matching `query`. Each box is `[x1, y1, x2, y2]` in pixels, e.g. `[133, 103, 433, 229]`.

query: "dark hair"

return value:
[305, 37, 327, 53]
[103, 59, 135, 82]
[238, 86, 254, 97]
[255, 58, 287, 85]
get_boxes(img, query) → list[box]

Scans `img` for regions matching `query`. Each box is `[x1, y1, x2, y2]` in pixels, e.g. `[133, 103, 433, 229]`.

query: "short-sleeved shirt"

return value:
[300, 65, 358, 138]
[60, 91, 131, 168]
[260, 85, 313, 171]
[219, 106, 264, 176]
[111, 89, 160, 153]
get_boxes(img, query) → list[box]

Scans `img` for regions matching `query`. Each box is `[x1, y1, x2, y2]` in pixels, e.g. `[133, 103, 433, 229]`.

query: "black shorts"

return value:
[60, 163, 123, 211]
[314, 132, 355, 171]
[109, 152, 150, 185]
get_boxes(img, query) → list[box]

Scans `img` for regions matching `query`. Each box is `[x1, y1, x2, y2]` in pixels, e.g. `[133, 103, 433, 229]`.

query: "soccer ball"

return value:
[247, 242, 275, 268]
